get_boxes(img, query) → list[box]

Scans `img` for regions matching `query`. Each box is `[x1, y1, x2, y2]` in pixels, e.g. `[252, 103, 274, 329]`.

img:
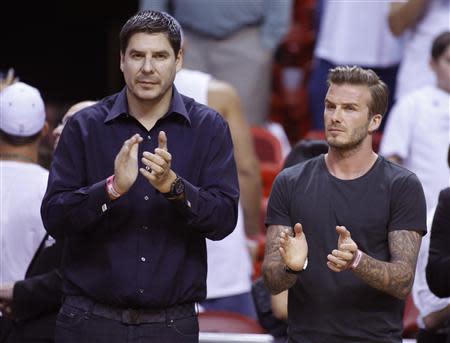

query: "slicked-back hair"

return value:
[327, 66, 389, 117]
[120, 10, 182, 55]
[431, 31, 450, 60]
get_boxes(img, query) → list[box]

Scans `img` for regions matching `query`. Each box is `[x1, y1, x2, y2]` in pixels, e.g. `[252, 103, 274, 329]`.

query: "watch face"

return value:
[173, 178, 185, 195]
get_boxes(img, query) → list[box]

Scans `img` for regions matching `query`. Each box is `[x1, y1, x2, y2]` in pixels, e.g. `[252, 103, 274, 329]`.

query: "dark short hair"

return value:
[0, 129, 41, 146]
[327, 66, 389, 117]
[431, 31, 450, 60]
[119, 10, 182, 55]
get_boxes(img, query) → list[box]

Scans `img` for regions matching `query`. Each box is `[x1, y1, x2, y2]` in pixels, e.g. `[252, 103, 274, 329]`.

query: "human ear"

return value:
[368, 114, 382, 133]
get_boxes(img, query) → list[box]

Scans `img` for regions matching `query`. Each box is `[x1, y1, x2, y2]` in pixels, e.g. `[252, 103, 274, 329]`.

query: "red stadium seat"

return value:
[199, 310, 266, 334]
[251, 126, 283, 197]
[251, 126, 284, 166]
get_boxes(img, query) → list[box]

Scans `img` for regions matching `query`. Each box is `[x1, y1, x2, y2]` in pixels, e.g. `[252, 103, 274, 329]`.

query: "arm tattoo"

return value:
[353, 230, 422, 299]
[262, 225, 298, 294]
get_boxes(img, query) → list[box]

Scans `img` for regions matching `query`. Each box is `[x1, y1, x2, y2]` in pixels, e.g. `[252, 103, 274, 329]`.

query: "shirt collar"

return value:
[104, 86, 191, 125]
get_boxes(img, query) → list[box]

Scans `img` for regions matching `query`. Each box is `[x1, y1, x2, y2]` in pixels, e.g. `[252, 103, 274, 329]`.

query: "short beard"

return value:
[327, 123, 369, 153]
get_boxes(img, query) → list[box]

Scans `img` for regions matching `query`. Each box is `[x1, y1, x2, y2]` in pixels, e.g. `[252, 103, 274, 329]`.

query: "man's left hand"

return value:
[140, 131, 176, 193]
[327, 226, 358, 272]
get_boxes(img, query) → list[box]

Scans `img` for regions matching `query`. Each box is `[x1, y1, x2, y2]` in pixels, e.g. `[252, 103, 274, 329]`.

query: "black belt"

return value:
[64, 295, 197, 325]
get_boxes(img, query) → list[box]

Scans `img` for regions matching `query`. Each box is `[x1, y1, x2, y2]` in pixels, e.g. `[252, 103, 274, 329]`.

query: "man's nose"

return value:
[142, 57, 155, 73]
[329, 107, 343, 122]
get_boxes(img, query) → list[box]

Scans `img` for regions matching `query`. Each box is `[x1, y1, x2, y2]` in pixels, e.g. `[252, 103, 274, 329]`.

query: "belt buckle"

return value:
[122, 308, 141, 325]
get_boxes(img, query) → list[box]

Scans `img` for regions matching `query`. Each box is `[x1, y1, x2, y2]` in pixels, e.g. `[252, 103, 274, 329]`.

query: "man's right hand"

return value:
[113, 134, 143, 194]
[279, 223, 308, 271]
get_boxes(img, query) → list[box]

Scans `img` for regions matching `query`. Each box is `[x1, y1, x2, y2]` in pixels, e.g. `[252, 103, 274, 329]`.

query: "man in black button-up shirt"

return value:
[41, 10, 239, 343]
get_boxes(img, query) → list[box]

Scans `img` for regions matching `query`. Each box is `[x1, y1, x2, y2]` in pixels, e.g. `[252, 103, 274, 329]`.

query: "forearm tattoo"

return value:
[262, 225, 298, 294]
[353, 230, 422, 299]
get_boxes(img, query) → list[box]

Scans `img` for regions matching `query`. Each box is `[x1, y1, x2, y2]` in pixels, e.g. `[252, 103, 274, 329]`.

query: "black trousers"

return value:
[55, 296, 199, 343]
[0, 318, 12, 343]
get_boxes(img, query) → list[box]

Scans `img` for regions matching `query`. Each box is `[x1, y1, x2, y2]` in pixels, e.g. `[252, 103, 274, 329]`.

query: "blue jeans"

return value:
[55, 297, 198, 343]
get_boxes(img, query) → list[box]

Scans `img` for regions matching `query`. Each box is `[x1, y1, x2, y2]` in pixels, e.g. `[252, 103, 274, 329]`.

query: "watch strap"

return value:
[162, 176, 184, 199]
[284, 257, 308, 274]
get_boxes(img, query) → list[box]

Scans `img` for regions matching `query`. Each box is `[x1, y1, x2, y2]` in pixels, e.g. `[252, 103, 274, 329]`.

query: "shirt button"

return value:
[147, 135, 151, 140]
[140, 257, 146, 262]
[138, 288, 144, 294]
[144, 195, 149, 201]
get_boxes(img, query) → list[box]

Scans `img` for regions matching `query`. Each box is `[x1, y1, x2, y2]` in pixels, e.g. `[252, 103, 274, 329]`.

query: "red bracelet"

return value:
[106, 175, 122, 200]
[349, 249, 363, 270]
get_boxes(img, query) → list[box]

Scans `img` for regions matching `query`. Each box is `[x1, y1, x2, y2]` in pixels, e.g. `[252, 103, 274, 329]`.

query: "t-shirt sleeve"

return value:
[265, 172, 292, 227]
[388, 173, 427, 234]
[379, 95, 415, 159]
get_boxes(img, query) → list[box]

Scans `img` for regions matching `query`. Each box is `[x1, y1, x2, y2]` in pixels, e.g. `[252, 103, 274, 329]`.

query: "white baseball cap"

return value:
[0, 82, 46, 137]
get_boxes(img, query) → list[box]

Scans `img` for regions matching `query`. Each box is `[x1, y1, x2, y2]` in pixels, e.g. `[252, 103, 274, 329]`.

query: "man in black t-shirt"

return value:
[262, 66, 426, 343]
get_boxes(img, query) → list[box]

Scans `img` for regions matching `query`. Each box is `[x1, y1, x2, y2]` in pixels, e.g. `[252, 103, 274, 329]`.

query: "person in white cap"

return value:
[0, 100, 95, 343]
[0, 81, 49, 340]
[0, 81, 49, 283]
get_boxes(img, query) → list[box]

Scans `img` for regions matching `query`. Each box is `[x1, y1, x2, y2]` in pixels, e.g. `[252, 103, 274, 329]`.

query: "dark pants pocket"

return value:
[171, 316, 199, 339]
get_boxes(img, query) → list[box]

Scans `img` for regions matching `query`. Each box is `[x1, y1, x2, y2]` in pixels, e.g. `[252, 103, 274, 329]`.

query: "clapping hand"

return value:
[113, 134, 143, 194]
[140, 131, 176, 193]
[279, 223, 308, 272]
[327, 226, 358, 272]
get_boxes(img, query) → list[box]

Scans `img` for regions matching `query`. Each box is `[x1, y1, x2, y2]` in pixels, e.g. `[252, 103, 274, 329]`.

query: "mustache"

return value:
[327, 125, 346, 131]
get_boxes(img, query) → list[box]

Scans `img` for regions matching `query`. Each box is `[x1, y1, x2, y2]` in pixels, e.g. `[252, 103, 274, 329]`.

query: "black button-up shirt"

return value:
[41, 87, 239, 308]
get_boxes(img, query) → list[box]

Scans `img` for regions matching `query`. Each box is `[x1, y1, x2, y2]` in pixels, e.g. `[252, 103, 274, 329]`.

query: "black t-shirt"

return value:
[266, 155, 426, 343]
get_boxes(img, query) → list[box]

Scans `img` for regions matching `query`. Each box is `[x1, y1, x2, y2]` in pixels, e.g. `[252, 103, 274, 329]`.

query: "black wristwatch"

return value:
[162, 176, 185, 200]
